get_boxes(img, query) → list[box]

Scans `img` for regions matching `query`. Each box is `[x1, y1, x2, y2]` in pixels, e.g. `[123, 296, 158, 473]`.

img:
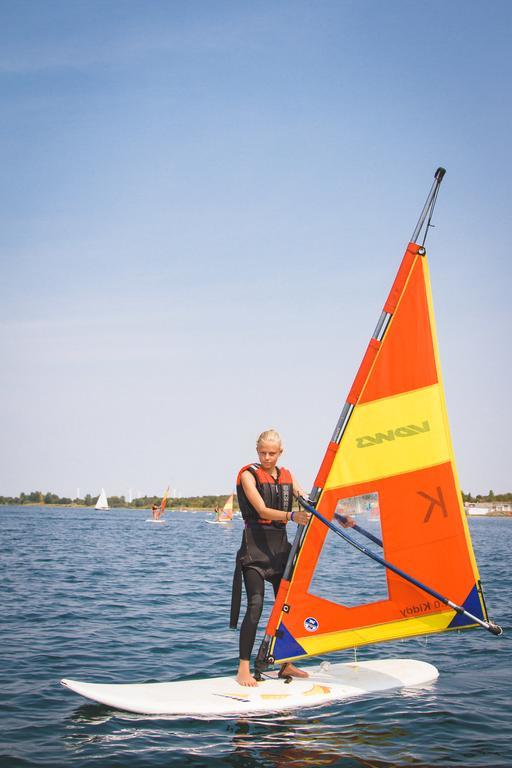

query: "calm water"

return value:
[1, 507, 510, 768]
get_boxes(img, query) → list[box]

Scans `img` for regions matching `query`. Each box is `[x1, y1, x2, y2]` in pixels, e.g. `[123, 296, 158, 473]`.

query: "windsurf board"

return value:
[61, 658, 438, 716]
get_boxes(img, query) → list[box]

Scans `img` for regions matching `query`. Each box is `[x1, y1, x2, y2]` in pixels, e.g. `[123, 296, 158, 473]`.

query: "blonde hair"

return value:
[256, 429, 282, 447]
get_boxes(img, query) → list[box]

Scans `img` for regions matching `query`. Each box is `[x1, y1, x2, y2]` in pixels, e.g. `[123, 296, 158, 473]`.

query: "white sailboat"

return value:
[95, 488, 110, 510]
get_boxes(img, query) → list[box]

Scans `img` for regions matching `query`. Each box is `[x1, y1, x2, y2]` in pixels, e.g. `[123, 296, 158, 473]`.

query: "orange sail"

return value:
[160, 487, 170, 514]
[260, 169, 493, 665]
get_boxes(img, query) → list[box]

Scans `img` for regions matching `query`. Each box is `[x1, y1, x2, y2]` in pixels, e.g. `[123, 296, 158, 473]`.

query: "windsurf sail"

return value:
[257, 168, 500, 668]
[95, 488, 109, 510]
[218, 494, 234, 522]
[160, 487, 170, 516]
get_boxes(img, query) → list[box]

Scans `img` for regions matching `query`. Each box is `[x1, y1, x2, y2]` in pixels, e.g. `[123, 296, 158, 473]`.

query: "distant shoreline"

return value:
[467, 512, 512, 518]
[1, 503, 511, 518]
[0, 493, 238, 511]
[0, 503, 221, 512]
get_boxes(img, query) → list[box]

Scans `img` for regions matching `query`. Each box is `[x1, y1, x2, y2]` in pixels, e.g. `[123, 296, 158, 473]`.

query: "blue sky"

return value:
[1, 0, 510, 498]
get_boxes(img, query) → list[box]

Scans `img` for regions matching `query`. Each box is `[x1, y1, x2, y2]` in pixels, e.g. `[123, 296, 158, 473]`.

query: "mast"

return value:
[410, 167, 446, 246]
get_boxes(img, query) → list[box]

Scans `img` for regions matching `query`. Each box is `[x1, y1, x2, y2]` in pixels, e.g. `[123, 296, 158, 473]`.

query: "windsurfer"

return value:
[151, 503, 159, 521]
[231, 430, 312, 686]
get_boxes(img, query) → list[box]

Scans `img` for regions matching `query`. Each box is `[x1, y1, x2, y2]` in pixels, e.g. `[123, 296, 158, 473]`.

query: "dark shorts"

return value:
[230, 525, 291, 629]
[237, 525, 291, 580]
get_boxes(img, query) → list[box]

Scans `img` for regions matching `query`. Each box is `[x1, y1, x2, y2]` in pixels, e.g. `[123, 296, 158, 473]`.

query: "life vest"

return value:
[236, 463, 293, 527]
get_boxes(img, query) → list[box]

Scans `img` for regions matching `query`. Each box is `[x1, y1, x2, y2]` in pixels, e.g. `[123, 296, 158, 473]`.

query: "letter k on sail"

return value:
[418, 486, 448, 523]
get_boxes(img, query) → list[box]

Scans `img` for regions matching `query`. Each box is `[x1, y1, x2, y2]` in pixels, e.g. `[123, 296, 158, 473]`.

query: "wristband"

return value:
[291, 510, 295, 522]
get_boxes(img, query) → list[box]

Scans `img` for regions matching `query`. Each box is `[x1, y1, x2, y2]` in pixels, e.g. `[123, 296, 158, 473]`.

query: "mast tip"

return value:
[435, 167, 446, 181]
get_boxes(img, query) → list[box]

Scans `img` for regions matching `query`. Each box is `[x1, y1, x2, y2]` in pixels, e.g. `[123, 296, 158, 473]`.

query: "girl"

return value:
[231, 429, 311, 687]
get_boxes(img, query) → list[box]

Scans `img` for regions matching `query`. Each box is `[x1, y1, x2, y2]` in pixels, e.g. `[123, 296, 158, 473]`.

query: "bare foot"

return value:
[236, 660, 258, 687]
[280, 663, 309, 678]
[236, 671, 258, 687]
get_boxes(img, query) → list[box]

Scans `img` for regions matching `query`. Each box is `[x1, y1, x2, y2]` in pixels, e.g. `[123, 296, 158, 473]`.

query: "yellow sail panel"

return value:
[219, 494, 234, 521]
[325, 384, 452, 489]
[266, 245, 487, 664]
[281, 611, 457, 662]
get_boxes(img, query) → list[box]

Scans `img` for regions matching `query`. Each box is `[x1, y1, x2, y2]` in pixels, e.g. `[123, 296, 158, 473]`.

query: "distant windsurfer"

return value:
[230, 429, 334, 687]
[151, 503, 159, 521]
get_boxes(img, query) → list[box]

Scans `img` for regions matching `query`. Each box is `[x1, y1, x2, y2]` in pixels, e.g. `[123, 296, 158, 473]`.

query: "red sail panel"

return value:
[359, 250, 438, 404]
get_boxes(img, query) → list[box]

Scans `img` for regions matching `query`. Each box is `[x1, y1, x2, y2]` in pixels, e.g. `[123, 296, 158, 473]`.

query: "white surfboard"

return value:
[145, 519, 166, 523]
[61, 658, 438, 716]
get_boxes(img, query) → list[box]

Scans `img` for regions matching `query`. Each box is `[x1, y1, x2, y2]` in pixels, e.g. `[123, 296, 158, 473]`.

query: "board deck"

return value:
[61, 658, 438, 716]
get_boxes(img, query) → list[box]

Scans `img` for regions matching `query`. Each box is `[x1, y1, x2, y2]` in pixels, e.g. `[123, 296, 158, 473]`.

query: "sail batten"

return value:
[258, 172, 496, 668]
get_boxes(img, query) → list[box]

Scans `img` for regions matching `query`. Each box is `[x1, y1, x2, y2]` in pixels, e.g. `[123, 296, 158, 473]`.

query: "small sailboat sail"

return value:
[257, 168, 501, 668]
[150, 487, 170, 521]
[218, 494, 234, 522]
[95, 489, 109, 510]
[207, 494, 235, 524]
[160, 486, 170, 516]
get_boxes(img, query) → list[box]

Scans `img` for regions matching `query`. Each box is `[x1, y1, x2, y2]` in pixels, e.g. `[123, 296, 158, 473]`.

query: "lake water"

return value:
[1, 507, 510, 768]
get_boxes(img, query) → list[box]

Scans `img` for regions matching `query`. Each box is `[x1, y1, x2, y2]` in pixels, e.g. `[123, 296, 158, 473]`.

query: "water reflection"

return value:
[68, 702, 114, 725]
[64, 699, 411, 767]
[225, 714, 408, 768]
[219, 706, 417, 768]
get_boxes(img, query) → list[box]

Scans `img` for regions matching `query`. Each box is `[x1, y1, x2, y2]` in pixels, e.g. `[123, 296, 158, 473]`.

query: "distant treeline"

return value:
[0, 491, 239, 509]
[0, 490, 510, 507]
[462, 491, 512, 503]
